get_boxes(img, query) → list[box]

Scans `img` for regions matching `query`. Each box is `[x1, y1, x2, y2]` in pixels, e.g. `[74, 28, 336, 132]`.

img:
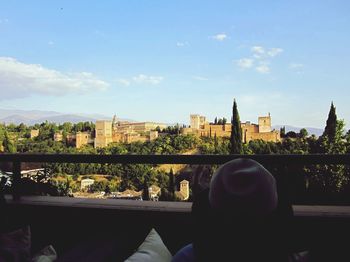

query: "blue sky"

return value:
[0, 1, 349, 128]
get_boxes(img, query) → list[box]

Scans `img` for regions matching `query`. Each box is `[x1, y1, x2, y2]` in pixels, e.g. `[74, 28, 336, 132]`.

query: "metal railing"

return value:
[1, 153, 350, 200]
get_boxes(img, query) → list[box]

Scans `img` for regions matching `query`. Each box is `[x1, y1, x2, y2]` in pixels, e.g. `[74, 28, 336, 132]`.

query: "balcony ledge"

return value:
[4, 195, 350, 218]
[4, 195, 192, 213]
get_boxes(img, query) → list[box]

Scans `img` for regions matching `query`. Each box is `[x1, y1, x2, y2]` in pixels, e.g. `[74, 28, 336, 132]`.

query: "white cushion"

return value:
[125, 228, 172, 262]
[32, 245, 57, 262]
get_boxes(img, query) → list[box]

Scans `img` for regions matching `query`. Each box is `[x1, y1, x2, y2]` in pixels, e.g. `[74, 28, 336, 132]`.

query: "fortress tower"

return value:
[94, 120, 113, 148]
[190, 114, 206, 129]
[180, 180, 189, 201]
[258, 113, 272, 133]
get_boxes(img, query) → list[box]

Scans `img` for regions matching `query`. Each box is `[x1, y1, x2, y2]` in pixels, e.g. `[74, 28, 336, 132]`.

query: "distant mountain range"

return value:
[0, 109, 124, 125]
[273, 125, 323, 137]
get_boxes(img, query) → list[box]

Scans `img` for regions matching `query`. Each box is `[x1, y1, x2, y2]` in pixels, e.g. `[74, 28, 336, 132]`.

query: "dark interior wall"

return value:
[2, 203, 350, 261]
[2, 203, 193, 257]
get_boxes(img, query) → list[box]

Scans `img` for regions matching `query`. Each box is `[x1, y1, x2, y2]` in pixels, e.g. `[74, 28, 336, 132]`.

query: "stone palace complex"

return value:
[182, 113, 280, 143]
[30, 113, 280, 148]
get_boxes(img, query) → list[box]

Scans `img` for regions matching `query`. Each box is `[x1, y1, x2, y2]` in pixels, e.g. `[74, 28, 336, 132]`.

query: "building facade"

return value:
[94, 120, 113, 148]
[80, 178, 95, 190]
[93, 117, 166, 148]
[190, 114, 207, 129]
[30, 129, 39, 139]
[182, 113, 281, 143]
[53, 132, 63, 142]
[76, 132, 94, 149]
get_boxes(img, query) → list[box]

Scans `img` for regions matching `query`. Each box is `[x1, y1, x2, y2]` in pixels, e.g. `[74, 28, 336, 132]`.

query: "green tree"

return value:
[0, 124, 5, 148]
[285, 131, 297, 139]
[346, 130, 350, 154]
[142, 176, 150, 201]
[3, 131, 16, 153]
[89, 180, 108, 193]
[299, 128, 308, 139]
[323, 102, 337, 143]
[230, 99, 243, 154]
[320, 120, 346, 154]
[307, 104, 347, 197]
[280, 126, 286, 138]
[168, 168, 176, 201]
[16, 123, 27, 133]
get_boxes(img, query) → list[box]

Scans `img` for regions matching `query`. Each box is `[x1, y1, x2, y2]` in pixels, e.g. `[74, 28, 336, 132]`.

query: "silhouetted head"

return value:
[209, 158, 278, 217]
[192, 158, 293, 261]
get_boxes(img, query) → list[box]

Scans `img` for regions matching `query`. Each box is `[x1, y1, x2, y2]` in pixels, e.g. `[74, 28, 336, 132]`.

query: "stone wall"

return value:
[182, 114, 281, 143]
[76, 132, 93, 149]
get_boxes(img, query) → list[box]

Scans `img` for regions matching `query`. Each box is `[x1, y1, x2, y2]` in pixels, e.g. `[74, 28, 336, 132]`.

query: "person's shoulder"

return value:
[172, 244, 195, 262]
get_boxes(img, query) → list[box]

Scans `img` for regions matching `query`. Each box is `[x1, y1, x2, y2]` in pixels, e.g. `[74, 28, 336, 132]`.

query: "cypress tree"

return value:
[168, 169, 176, 200]
[214, 132, 218, 154]
[323, 102, 337, 143]
[230, 99, 243, 154]
[280, 126, 286, 138]
[142, 176, 150, 201]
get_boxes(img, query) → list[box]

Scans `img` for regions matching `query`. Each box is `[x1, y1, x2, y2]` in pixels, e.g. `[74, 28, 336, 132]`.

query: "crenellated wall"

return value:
[182, 114, 281, 143]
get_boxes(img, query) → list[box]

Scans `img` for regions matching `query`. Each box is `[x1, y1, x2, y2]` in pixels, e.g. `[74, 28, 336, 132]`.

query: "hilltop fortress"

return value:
[40, 112, 280, 149]
[181, 113, 281, 143]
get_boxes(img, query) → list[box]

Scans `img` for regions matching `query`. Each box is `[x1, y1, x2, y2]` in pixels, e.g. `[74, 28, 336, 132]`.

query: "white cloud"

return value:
[176, 42, 189, 47]
[116, 74, 164, 86]
[251, 46, 283, 59]
[251, 46, 265, 58]
[117, 78, 131, 86]
[255, 63, 270, 74]
[289, 63, 304, 70]
[236, 45, 283, 73]
[193, 76, 208, 81]
[237, 58, 254, 69]
[211, 33, 227, 41]
[267, 48, 283, 57]
[0, 57, 109, 100]
[251, 46, 265, 54]
[132, 74, 163, 85]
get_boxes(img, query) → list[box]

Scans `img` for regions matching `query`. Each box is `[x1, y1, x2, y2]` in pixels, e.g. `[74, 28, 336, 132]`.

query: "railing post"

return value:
[12, 161, 21, 201]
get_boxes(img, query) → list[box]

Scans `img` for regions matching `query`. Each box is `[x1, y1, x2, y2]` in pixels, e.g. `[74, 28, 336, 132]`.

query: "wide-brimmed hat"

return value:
[209, 158, 278, 216]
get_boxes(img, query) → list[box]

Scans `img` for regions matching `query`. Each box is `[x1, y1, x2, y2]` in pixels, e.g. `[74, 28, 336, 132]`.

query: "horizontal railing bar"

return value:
[0, 154, 349, 165]
[5, 195, 350, 217]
